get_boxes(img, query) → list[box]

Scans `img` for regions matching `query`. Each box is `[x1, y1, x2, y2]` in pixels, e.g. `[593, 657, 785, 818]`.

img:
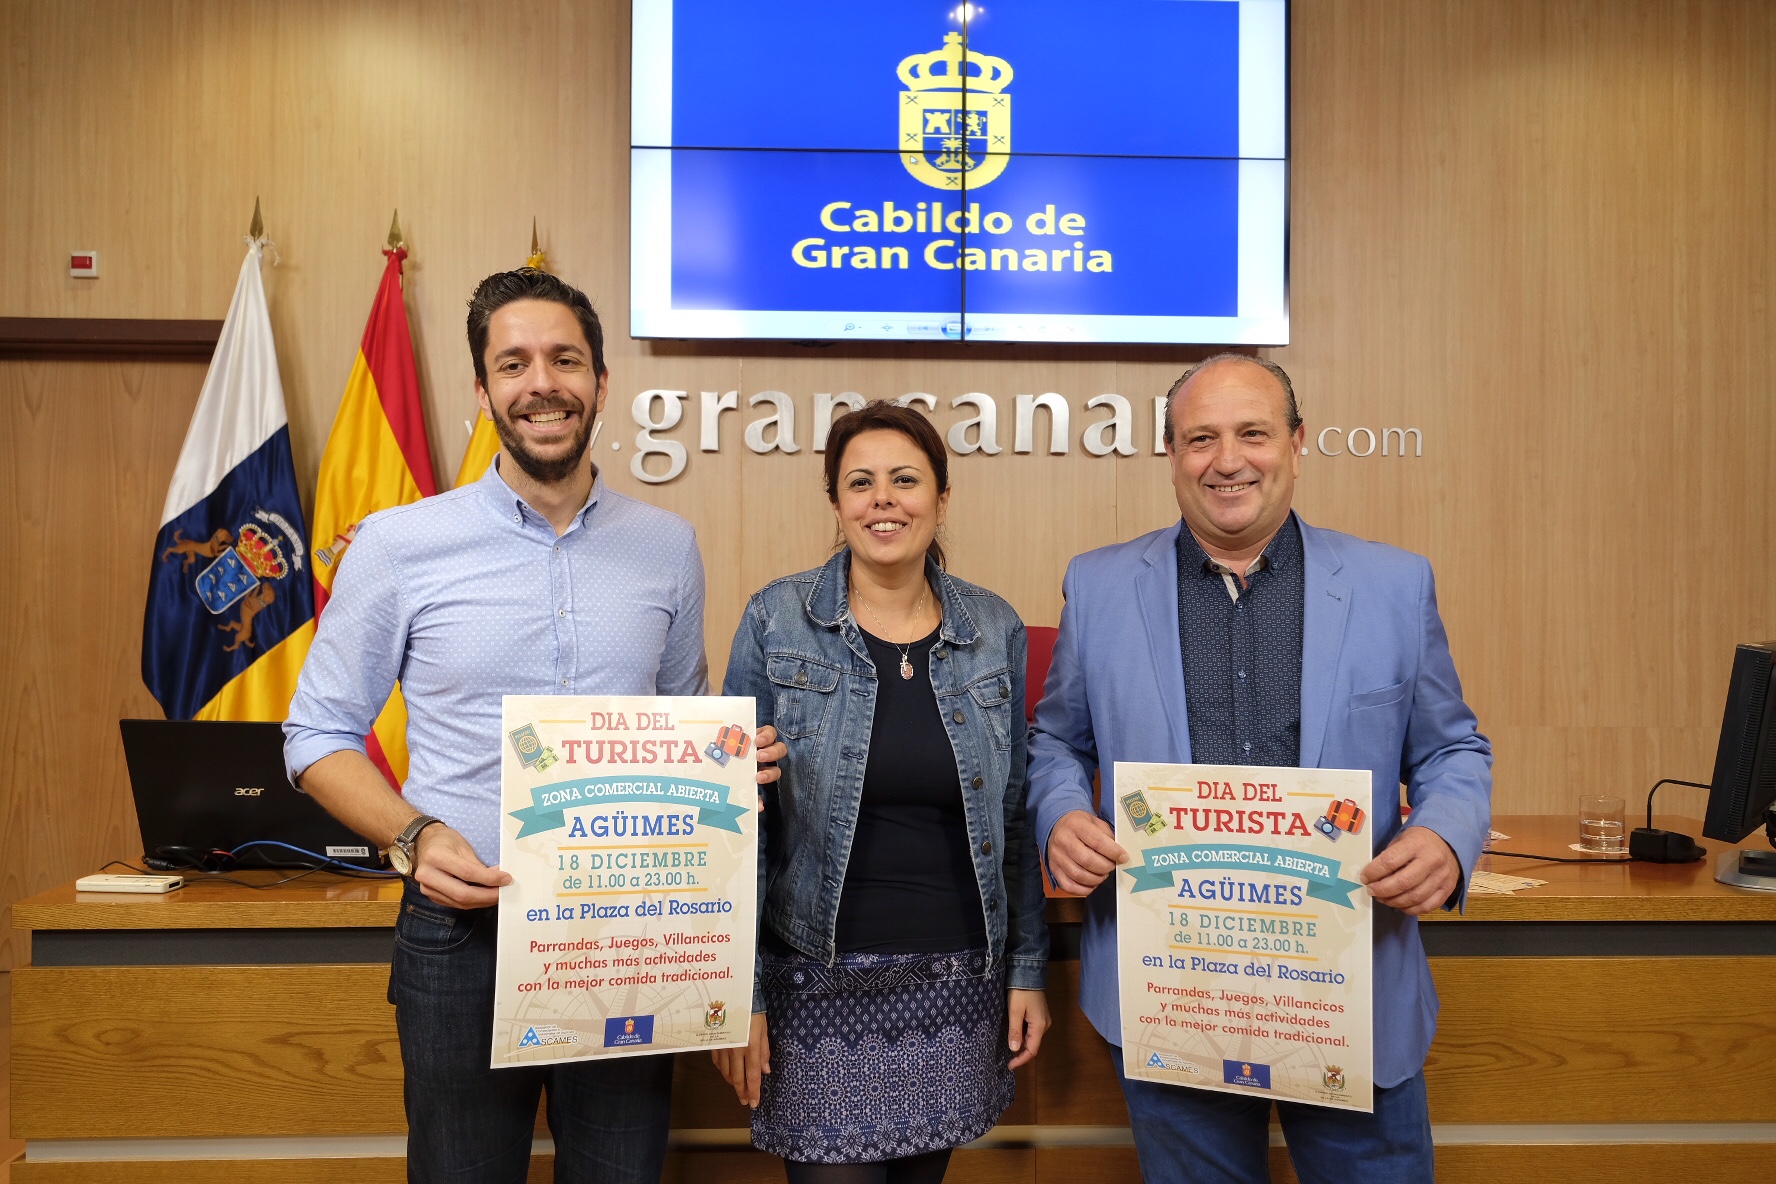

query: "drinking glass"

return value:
[1578, 794, 1627, 855]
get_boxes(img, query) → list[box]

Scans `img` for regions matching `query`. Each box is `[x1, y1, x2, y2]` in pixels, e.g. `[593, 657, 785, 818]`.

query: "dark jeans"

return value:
[390, 885, 675, 1183]
[1113, 1047, 1433, 1184]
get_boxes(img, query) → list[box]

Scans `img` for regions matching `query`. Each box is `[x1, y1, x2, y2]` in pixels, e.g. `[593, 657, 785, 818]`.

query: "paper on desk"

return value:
[1468, 870, 1548, 895]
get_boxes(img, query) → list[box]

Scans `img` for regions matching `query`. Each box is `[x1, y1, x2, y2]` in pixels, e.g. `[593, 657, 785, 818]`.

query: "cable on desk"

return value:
[1644, 778, 1712, 830]
[142, 841, 396, 880]
[224, 840, 400, 877]
[1484, 850, 1633, 864]
[101, 857, 331, 890]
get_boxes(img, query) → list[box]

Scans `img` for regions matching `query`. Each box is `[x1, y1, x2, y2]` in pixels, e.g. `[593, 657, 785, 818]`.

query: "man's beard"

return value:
[491, 399, 595, 484]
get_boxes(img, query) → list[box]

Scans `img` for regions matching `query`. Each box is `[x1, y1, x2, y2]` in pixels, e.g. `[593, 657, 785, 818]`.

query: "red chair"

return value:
[1023, 625, 1081, 896]
[1025, 625, 1058, 722]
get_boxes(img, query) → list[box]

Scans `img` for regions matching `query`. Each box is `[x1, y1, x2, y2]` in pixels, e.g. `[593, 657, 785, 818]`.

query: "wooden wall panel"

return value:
[1030, 961, 1128, 1127]
[8, 959, 1018, 1141]
[10, 964, 406, 1139]
[1426, 956, 1776, 1123]
[1280, 0, 1776, 815]
[1424, 1145, 1776, 1182]
[0, 361, 206, 971]
[10, 1160, 414, 1184]
[669, 1053, 752, 1132]
[1, 969, 17, 1166]
[1036, 1147, 1142, 1184]
[13, 1143, 1774, 1184]
[1264, 1144, 1776, 1184]
[9, 1148, 1037, 1184]
[3, 0, 1775, 957]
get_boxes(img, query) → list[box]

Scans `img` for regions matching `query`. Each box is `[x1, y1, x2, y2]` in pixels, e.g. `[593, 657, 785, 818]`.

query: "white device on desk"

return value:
[74, 874, 184, 894]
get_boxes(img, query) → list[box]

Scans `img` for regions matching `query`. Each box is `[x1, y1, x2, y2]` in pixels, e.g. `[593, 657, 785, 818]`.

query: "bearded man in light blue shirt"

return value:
[285, 269, 783, 1184]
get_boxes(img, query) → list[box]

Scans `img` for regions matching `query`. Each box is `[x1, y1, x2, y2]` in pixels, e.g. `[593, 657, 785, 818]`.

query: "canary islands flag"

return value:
[311, 243, 437, 787]
[143, 239, 315, 720]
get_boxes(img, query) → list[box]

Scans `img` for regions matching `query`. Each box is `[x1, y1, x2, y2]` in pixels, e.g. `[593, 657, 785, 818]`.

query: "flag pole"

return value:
[454, 221, 539, 486]
[248, 197, 264, 242]
[527, 218, 547, 270]
[386, 209, 405, 251]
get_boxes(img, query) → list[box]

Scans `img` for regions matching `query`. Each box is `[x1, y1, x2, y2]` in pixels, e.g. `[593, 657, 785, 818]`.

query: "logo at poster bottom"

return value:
[1223, 1060, 1271, 1089]
[1322, 1065, 1346, 1091]
[517, 1024, 579, 1048]
[605, 1015, 656, 1048]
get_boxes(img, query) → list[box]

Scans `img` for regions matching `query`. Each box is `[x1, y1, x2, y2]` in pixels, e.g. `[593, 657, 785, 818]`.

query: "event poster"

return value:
[493, 695, 757, 1067]
[1115, 762, 1374, 1112]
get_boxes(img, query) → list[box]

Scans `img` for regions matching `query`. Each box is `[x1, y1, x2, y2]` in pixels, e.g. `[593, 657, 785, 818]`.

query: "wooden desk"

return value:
[10, 818, 1776, 1182]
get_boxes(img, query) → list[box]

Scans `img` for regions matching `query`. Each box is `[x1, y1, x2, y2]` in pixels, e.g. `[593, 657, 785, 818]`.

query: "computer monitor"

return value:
[1701, 642, 1776, 888]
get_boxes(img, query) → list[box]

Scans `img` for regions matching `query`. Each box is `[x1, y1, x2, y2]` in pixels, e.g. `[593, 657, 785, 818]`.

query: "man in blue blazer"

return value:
[1028, 354, 1491, 1182]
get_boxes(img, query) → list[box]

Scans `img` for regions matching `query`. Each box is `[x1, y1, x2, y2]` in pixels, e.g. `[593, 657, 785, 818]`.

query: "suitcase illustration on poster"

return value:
[1313, 798, 1367, 842]
[704, 724, 751, 767]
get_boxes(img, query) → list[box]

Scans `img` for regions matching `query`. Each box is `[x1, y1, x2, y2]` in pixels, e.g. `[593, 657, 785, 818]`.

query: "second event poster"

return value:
[493, 695, 757, 1067]
[1115, 762, 1375, 1112]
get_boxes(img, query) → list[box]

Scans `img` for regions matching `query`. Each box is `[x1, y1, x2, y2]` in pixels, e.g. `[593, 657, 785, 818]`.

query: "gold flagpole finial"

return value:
[248, 196, 264, 241]
[386, 209, 405, 251]
[526, 217, 547, 271]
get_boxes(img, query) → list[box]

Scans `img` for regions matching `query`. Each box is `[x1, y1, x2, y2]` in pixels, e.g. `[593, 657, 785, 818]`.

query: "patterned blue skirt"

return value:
[753, 945, 1014, 1163]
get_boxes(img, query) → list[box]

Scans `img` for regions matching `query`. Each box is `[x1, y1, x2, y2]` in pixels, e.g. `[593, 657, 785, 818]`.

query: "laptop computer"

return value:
[119, 719, 383, 870]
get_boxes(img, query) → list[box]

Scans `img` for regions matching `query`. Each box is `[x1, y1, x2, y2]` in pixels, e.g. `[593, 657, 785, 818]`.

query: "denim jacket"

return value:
[723, 549, 1050, 1011]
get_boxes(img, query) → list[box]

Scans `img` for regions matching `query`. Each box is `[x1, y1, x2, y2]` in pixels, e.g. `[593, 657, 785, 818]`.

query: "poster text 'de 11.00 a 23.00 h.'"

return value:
[1115, 762, 1374, 1112]
[494, 696, 757, 1067]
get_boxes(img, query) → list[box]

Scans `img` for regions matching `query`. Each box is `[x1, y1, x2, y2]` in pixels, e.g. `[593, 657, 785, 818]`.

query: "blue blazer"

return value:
[1027, 516, 1492, 1087]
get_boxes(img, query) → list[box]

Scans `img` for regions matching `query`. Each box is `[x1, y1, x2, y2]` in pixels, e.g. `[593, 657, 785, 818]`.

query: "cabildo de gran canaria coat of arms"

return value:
[898, 32, 1012, 190]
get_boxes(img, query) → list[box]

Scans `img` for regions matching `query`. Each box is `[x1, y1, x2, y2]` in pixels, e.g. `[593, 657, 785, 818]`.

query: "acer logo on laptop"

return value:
[234, 787, 265, 796]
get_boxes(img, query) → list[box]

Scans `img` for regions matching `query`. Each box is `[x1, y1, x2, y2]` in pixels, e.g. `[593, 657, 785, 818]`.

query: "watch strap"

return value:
[396, 814, 443, 852]
[390, 815, 443, 876]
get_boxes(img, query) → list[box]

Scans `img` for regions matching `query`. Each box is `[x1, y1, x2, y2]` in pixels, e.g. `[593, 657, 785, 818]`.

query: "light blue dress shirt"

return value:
[283, 460, 710, 864]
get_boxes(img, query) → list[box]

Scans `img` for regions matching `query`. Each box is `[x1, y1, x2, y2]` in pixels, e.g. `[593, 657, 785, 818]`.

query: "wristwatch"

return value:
[386, 815, 444, 878]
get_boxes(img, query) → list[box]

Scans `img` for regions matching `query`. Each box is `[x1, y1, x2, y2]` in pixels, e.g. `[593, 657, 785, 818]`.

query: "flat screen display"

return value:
[631, 1, 1287, 344]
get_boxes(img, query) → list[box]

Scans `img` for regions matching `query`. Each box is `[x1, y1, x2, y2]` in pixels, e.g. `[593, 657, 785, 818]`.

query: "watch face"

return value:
[388, 845, 412, 876]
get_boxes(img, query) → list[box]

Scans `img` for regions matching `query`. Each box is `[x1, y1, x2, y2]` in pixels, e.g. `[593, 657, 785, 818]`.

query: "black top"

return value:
[830, 624, 987, 954]
[1176, 514, 1307, 767]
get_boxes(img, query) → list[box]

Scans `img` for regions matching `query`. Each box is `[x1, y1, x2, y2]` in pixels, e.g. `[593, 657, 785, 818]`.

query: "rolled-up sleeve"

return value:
[283, 521, 410, 785]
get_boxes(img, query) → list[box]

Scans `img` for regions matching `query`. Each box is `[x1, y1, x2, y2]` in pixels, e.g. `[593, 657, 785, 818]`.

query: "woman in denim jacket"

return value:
[714, 401, 1050, 1184]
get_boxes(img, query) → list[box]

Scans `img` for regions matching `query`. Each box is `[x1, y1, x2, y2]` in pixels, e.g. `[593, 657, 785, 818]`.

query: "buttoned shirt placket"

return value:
[1176, 516, 1306, 768]
[510, 494, 594, 693]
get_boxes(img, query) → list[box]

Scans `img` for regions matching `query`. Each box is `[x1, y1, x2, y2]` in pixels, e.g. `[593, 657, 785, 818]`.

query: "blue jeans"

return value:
[1112, 1048, 1433, 1184]
[390, 885, 675, 1183]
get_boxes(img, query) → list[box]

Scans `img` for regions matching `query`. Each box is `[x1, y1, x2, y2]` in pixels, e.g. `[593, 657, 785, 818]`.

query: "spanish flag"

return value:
[454, 397, 501, 487]
[453, 225, 547, 487]
[310, 224, 437, 787]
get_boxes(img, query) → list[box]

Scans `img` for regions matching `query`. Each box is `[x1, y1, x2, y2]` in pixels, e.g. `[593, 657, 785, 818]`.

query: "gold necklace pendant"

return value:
[853, 582, 928, 682]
